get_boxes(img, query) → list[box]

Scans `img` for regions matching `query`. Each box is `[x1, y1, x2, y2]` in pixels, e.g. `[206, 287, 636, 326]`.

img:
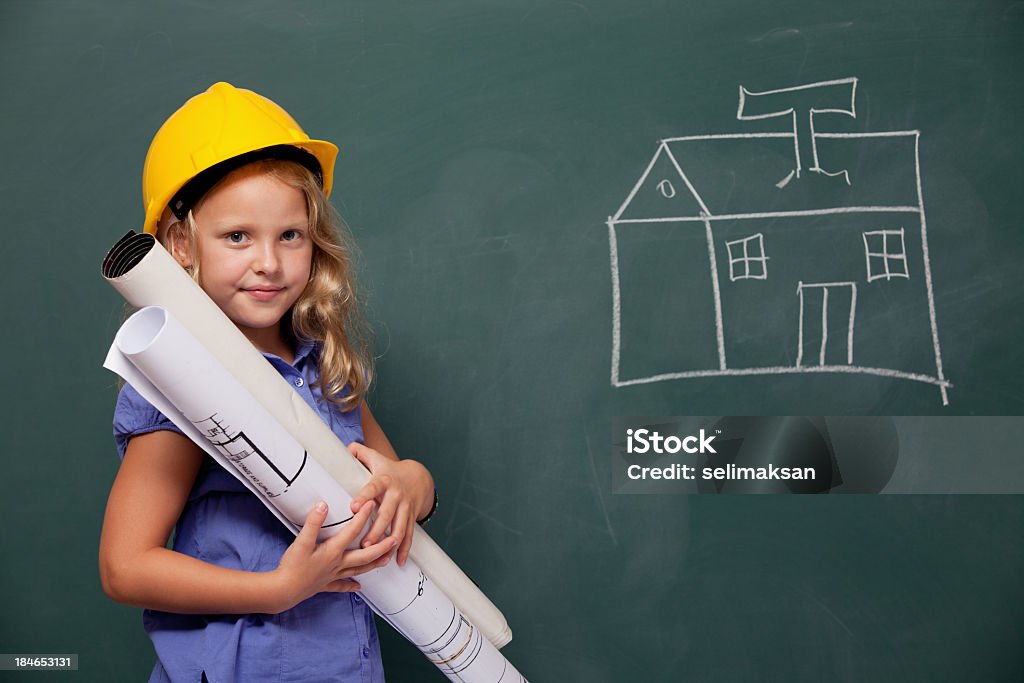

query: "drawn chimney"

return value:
[737, 77, 858, 187]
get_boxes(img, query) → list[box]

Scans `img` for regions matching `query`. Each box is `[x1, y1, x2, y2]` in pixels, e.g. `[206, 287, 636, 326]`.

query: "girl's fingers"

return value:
[335, 537, 398, 575]
[326, 501, 375, 552]
[349, 444, 386, 480]
[350, 480, 381, 513]
[384, 502, 409, 557]
[294, 501, 329, 551]
[348, 441, 383, 467]
[348, 441, 367, 462]
[348, 444, 389, 512]
[362, 494, 398, 547]
[397, 516, 414, 566]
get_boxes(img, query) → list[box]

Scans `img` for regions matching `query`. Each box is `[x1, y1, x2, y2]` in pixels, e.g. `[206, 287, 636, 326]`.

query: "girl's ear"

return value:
[167, 222, 193, 268]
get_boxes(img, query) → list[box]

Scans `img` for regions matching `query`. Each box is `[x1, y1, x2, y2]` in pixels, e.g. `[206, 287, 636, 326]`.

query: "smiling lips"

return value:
[242, 286, 284, 301]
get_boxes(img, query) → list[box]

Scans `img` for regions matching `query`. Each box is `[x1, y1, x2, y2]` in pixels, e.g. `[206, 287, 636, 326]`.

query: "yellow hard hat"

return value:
[141, 81, 339, 235]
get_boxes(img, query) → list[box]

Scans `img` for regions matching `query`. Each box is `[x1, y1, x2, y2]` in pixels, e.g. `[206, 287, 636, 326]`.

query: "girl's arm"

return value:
[99, 430, 394, 614]
[351, 402, 435, 566]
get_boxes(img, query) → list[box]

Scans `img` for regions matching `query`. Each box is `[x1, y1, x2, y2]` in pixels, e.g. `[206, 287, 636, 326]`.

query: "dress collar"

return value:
[260, 337, 316, 368]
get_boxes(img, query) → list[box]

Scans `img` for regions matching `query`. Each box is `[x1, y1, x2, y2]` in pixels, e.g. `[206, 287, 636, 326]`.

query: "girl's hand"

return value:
[348, 442, 434, 567]
[272, 500, 395, 612]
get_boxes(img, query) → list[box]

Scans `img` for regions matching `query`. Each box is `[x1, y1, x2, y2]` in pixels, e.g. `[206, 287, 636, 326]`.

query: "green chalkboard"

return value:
[3, 1, 1023, 680]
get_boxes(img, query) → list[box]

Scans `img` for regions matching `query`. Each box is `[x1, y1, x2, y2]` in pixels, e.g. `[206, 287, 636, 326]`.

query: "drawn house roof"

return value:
[616, 133, 923, 223]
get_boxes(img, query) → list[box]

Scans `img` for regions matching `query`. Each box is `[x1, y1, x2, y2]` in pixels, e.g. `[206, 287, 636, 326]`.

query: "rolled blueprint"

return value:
[101, 231, 513, 649]
[106, 307, 525, 682]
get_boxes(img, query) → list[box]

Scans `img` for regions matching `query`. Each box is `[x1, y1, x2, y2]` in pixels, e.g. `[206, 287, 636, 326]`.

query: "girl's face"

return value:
[177, 166, 313, 352]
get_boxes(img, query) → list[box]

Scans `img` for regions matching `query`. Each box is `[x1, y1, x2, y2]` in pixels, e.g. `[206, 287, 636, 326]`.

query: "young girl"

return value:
[99, 82, 436, 683]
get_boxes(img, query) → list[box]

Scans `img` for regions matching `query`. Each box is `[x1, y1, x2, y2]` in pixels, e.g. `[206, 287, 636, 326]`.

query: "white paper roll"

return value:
[108, 306, 525, 682]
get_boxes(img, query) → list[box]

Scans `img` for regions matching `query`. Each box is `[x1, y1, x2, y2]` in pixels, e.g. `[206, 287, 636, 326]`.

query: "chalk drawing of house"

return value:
[608, 77, 951, 404]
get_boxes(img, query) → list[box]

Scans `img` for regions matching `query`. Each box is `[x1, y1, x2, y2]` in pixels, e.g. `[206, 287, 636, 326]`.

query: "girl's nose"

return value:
[253, 242, 282, 274]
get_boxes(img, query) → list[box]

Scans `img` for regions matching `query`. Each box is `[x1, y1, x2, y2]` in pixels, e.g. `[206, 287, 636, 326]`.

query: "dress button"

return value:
[294, 377, 304, 387]
[361, 646, 370, 659]
[352, 594, 362, 604]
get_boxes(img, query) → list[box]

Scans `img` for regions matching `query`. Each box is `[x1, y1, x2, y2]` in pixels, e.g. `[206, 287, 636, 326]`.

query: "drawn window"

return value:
[725, 233, 768, 281]
[863, 229, 909, 282]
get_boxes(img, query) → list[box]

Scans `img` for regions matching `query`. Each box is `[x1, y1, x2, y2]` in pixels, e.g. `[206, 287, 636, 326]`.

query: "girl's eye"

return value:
[227, 232, 246, 244]
[282, 230, 300, 241]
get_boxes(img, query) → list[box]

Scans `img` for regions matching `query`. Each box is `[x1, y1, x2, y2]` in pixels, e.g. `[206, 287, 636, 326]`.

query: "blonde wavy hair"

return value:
[160, 158, 373, 411]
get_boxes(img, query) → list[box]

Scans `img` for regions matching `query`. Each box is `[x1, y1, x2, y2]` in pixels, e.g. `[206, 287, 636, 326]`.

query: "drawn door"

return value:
[796, 282, 858, 367]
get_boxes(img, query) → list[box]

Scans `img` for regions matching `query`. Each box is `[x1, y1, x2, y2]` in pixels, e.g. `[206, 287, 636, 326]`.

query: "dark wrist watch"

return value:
[417, 489, 439, 525]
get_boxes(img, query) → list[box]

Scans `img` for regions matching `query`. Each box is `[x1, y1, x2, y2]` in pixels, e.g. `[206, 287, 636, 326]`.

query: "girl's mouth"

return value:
[243, 287, 283, 301]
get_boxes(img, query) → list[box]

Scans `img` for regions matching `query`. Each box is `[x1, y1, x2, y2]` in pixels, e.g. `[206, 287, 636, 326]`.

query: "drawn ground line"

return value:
[613, 365, 953, 389]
